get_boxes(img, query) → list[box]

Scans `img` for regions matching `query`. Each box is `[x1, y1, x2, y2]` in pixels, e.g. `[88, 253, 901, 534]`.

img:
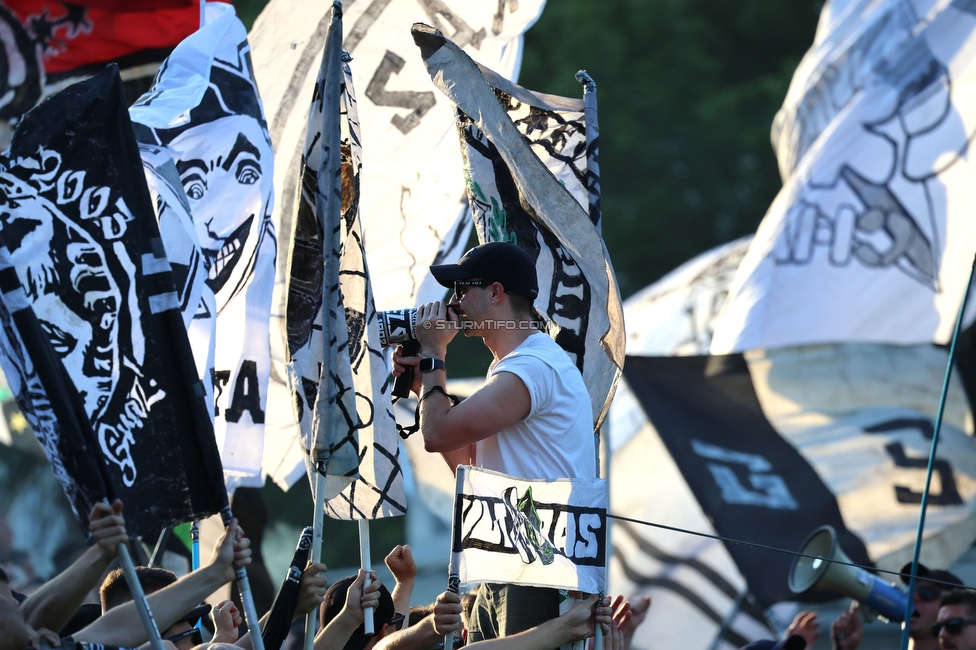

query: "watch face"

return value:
[420, 358, 434, 372]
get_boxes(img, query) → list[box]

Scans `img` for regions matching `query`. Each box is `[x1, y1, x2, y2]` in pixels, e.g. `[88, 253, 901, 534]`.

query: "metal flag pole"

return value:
[899, 251, 976, 650]
[305, 466, 326, 650]
[444, 468, 466, 650]
[359, 519, 374, 634]
[220, 506, 266, 650]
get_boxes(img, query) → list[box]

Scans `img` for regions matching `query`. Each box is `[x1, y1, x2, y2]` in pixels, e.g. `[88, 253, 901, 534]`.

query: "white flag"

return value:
[454, 465, 606, 593]
[130, 3, 276, 489]
[250, 0, 546, 490]
[710, 0, 976, 354]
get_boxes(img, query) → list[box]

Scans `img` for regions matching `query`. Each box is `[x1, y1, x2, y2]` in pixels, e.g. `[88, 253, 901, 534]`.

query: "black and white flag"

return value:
[251, 0, 548, 489]
[413, 24, 624, 429]
[130, 2, 276, 491]
[0, 65, 225, 535]
[284, 3, 404, 520]
[711, 0, 976, 353]
[455, 465, 606, 593]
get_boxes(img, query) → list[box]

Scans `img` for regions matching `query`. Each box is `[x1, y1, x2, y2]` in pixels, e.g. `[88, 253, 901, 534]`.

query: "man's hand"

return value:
[296, 562, 328, 618]
[208, 519, 252, 583]
[432, 590, 462, 637]
[831, 606, 863, 650]
[414, 301, 457, 359]
[610, 594, 650, 650]
[787, 611, 820, 649]
[565, 594, 612, 642]
[88, 500, 127, 560]
[392, 345, 422, 396]
[211, 600, 242, 643]
[385, 545, 417, 587]
[338, 569, 381, 626]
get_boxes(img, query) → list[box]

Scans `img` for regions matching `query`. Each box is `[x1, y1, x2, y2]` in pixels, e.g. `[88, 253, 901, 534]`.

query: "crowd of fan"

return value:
[0, 500, 650, 650]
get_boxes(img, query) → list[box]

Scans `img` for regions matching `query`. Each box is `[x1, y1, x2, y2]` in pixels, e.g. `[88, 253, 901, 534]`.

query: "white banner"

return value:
[711, 0, 976, 354]
[454, 465, 606, 593]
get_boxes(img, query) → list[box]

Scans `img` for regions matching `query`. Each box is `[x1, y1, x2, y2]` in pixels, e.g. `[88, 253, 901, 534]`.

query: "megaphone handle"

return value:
[393, 340, 422, 398]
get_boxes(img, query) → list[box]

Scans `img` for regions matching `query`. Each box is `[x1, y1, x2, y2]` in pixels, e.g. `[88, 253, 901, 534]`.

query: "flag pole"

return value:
[305, 467, 326, 650]
[221, 505, 266, 650]
[898, 251, 976, 650]
[445, 467, 466, 650]
[359, 519, 374, 634]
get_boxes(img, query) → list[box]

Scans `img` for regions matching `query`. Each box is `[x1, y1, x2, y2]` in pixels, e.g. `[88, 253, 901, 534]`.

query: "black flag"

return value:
[623, 354, 872, 607]
[0, 65, 226, 534]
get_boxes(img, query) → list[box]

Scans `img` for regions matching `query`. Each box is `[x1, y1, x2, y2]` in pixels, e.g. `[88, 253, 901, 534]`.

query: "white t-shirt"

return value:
[476, 333, 596, 479]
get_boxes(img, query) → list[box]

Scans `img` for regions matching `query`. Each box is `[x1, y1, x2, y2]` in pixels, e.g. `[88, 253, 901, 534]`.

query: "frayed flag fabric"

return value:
[0, 65, 225, 534]
[130, 2, 276, 490]
[710, 0, 976, 354]
[413, 24, 624, 429]
[251, 0, 547, 491]
[285, 4, 404, 519]
[454, 465, 606, 593]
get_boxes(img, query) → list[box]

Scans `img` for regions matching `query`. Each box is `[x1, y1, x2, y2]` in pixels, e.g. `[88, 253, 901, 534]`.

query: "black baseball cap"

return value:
[430, 241, 538, 299]
[900, 562, 964, 589]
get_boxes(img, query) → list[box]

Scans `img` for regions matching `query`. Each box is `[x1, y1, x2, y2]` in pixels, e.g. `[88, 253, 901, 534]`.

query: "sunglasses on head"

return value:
[932, 617, 976, 637]
[166, 628, 203, 646]
[916, 586, 944, 602]
[390, 611, 405, 631]
[454, 279, 488, 298]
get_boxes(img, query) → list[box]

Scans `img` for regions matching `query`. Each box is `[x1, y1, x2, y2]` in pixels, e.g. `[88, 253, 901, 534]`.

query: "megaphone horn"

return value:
[789, 525, 908, 622]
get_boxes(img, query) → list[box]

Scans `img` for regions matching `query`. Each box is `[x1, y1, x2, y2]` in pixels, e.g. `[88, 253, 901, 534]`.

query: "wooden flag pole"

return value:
[359, 519, 374, 635]
[305, 468, 326, 650]
[898, 251, 976, 650]
[220, 506, 266, 650]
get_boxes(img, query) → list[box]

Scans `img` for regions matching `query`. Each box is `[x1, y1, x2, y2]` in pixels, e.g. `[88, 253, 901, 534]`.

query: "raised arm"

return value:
[314, 570, 381, 650]
[468, 595, 610, 650]
[21, 500, 128, 633]
[374, 590, 462, 650]
[74, 519, 251, 646]
[385, 545, 416, 615]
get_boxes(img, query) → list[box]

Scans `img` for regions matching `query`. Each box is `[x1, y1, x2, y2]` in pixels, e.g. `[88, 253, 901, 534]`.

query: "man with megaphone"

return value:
[900, 563, 963, 650]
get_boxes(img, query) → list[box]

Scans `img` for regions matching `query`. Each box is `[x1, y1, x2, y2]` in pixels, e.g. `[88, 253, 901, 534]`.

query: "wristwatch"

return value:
[419, 357, 445, 373]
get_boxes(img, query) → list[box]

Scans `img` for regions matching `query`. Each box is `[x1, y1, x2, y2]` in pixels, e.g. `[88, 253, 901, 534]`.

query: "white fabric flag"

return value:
[130, 2, 276, 489]
[284, 4, 405, 519]
[455, 465, 606, 593]
[710, 0, 976, 354]
[250, 0, 546, 490]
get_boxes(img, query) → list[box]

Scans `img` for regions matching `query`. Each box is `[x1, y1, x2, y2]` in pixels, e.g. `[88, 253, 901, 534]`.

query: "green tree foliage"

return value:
[519, 0, 823, 297]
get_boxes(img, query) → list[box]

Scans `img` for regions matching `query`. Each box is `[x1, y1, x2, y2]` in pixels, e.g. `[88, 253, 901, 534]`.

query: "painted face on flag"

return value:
[0, 172, 122, 418]
[170, 114, 272, 313]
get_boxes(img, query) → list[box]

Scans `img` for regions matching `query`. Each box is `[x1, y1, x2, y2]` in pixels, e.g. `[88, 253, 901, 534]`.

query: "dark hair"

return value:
[941, 589, 976, 615]
[507, 292, 535, 320]
[409, 603, 434, 627]
[460, 591, 477, 629]
[100, 566, 177, 611]
[320, 574, 395, 650]
[0, 566, 8, 583]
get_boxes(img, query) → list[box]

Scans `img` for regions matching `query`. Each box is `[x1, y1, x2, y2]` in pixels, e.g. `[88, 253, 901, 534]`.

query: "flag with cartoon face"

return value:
[130, 2, 276, 490]
[285, 3, 404, 519]
[711, 0, 976, 354]
[0, 65, 225, 535]
[413, 24, 624, 429]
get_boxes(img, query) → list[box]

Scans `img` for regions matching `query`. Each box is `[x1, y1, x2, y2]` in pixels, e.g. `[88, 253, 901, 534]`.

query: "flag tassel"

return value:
[899, 251, 976, 650]
[359, 519, 374, 635]
[221, 506, 266, 650]
[305, 469, 326, 650]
